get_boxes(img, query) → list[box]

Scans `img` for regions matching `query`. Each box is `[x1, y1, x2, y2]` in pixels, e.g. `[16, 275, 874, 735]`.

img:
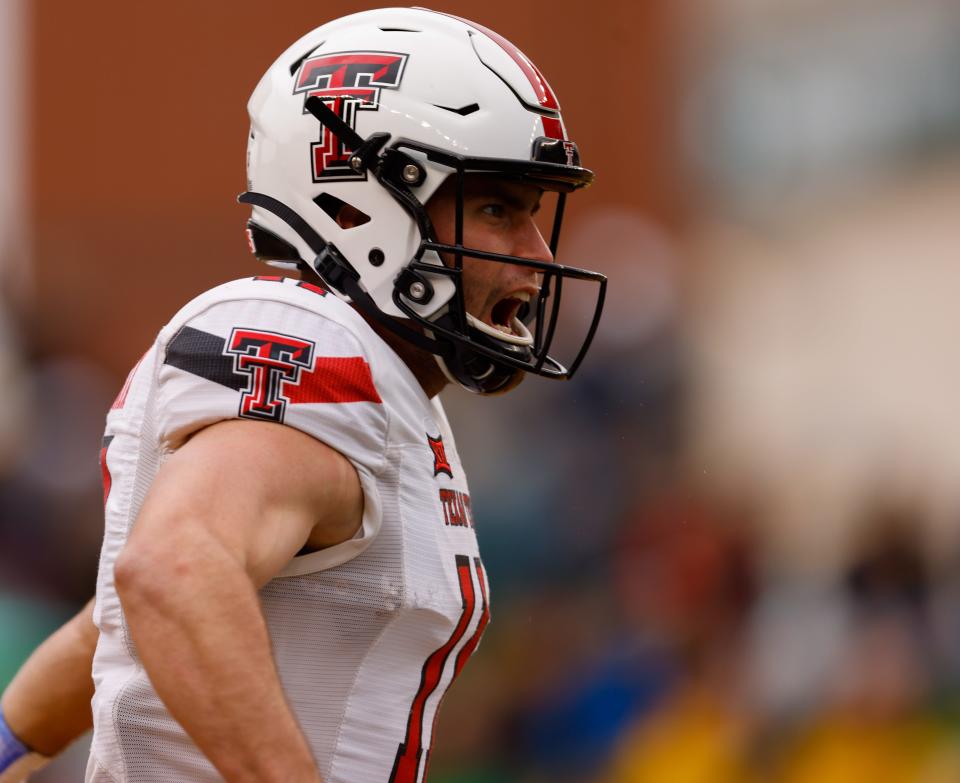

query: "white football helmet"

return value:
[242, 7, 606, 393]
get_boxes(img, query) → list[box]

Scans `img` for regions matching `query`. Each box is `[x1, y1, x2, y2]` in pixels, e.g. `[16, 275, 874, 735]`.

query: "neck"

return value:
[354, 308, 449, 399]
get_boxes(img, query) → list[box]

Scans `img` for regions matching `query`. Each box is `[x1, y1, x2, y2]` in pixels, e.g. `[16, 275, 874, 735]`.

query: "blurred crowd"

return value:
[4, 0, 960, 781]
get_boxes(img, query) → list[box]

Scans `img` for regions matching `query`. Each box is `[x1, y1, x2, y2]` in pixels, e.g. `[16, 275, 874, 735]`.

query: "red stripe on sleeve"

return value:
[285, 356, 382, 404]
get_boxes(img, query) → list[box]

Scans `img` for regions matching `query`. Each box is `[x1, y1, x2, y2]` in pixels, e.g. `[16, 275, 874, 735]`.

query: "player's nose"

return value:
[513, 217, 553, 266]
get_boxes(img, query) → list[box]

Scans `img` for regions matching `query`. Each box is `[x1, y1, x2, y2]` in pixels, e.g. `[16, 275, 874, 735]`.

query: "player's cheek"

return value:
[460, 261, 491, 309]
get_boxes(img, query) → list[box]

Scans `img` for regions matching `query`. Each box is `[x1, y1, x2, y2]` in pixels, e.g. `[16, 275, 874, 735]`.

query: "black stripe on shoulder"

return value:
[165, 326, 245, 391]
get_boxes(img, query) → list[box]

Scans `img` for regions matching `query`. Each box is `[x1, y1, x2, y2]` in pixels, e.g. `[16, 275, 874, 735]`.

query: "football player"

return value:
[0, 8, 605, 782]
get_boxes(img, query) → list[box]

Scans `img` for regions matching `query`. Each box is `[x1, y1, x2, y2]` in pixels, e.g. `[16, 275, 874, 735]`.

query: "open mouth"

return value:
[489, 292, 531, 336]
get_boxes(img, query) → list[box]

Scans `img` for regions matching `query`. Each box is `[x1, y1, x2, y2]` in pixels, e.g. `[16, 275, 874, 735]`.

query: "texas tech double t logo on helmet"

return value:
[242, 8, 606, 394]
[293, 52, 408, 181]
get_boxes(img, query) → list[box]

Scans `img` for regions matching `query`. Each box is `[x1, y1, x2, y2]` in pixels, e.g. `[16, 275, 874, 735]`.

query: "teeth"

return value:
[515, 291, 532, 302]
[494, 323, 514, 336]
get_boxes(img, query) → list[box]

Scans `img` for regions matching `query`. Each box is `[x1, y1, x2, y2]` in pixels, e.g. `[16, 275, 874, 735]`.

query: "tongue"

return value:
[492, 298, 516, 328]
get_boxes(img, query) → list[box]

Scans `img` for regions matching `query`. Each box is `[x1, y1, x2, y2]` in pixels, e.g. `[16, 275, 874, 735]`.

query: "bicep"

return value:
[125, 419, 361, 586]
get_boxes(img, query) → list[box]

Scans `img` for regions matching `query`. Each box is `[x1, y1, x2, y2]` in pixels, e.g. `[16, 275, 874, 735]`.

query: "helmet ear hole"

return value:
[313, 193, 371, 229]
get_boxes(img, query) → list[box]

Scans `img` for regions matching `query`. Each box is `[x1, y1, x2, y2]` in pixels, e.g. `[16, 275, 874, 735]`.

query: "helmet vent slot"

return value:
[379, 27, 421, 32]
[434, 103, 480, 116]
[313, 193, 370, 229]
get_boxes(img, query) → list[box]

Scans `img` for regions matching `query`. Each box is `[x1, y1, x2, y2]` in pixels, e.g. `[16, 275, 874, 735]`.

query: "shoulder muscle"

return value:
[128, 419, 362, 587]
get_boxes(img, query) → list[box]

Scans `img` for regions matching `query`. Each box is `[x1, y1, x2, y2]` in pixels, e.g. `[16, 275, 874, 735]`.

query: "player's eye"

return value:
[480, 203, 506, 218]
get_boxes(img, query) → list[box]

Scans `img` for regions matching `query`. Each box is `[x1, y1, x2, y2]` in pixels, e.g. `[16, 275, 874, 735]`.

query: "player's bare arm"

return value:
[0, 598, 97, 781]
[113, 419, 362, 783]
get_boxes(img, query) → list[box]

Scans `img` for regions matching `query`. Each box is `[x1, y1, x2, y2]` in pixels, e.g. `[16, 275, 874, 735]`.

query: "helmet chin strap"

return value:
[430, 332, 525, 395]
[425, 307, 532, 394]
[465, 313, 534, 347]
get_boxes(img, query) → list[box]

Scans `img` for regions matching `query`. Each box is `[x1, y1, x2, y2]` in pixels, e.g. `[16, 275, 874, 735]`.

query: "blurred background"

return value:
[3, 0, 960, 780]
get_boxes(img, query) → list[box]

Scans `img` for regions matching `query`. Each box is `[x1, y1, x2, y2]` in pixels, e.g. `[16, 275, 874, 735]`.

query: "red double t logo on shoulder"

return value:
[226, 328, 315, 423]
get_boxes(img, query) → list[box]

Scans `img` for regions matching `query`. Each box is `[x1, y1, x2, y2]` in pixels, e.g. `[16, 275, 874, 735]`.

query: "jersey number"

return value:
[389, 554, 490, 783]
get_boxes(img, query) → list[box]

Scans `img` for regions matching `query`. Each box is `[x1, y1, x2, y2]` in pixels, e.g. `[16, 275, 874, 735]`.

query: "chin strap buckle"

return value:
[313, 243, 360, 294]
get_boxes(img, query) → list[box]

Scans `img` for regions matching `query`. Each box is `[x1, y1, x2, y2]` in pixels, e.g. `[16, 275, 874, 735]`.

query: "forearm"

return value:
[116, 535, 321, 783]
[1, 598, 96, 756]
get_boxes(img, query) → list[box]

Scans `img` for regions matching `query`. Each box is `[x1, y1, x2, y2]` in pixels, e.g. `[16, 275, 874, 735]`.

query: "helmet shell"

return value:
[245, 7, 568, 319]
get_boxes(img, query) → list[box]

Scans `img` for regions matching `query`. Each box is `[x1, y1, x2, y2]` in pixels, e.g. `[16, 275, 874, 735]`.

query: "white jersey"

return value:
[86, 276, 489, 783]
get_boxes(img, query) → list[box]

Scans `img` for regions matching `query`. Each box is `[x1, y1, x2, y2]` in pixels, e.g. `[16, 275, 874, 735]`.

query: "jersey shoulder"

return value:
[157, 275, 408, 382]
[160, 275, 364, 344]
[152, 276, 391, 457]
